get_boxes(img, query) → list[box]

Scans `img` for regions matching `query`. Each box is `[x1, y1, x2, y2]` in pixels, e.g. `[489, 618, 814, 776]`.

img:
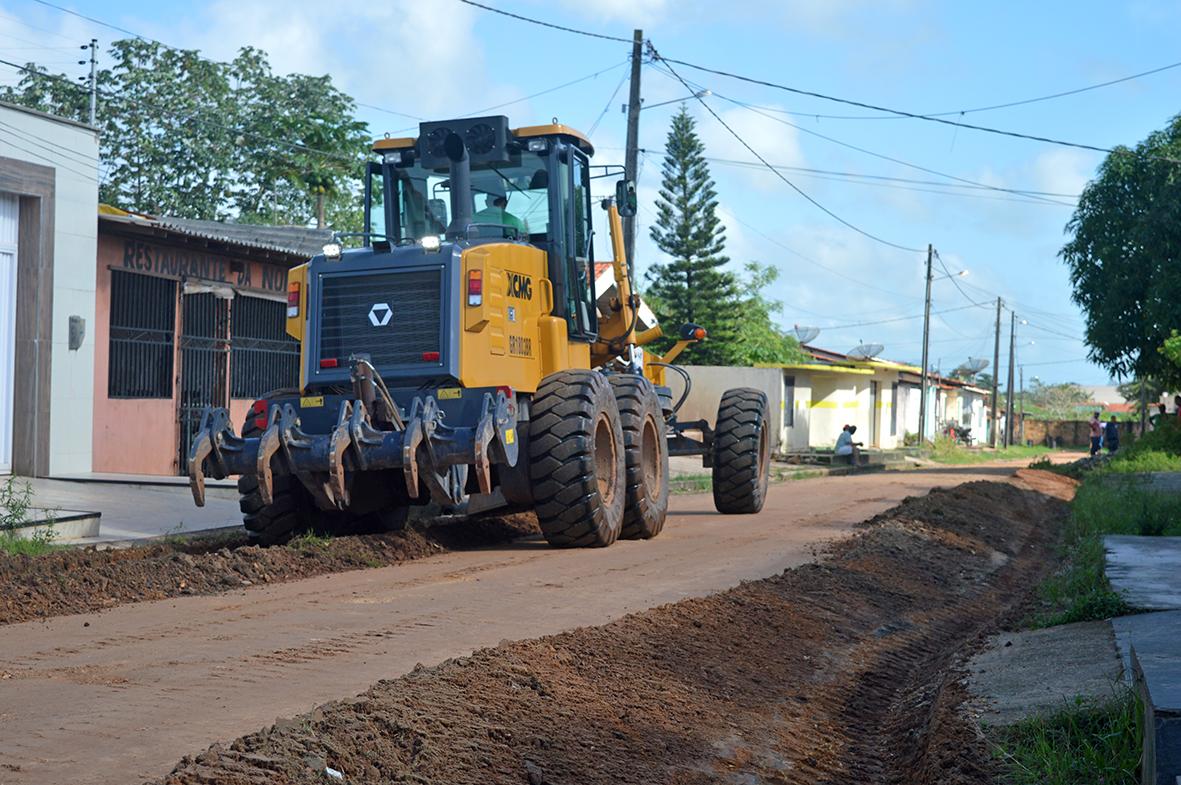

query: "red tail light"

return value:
[422, 351, 440, 362]
[467, 270, 482, 306]
[286, 282, 300, 318]
[251, 399, 268, 431]
[320, 358, 339, 368]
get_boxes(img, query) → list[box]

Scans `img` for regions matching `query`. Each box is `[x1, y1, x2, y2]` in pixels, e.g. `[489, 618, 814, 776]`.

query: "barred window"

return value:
[230, 295, 299, 399]
[108, 270, 176, 398]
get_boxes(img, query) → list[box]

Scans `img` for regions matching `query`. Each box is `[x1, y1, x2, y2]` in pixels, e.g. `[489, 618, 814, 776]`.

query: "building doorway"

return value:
[178, 290, 231, 472]
[0, 194, 17, 474]
[869, 381, 880, 447]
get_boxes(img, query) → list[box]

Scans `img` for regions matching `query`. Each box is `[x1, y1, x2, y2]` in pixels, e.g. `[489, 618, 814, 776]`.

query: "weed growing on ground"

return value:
[992, 692, 1141, 785]
[1102, 449, 1181, 474]
[1027, 456, 1084, 479]
[290, 530, 333, 550]
[0, 476, 58, 556]
[928, 437, 1055, 465]
[1032, 475, 1181, 627]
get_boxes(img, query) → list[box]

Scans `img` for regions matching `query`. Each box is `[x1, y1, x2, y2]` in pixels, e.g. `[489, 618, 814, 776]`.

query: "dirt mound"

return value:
[151, 478, 1067, 785]
[0, 514, 538, 626]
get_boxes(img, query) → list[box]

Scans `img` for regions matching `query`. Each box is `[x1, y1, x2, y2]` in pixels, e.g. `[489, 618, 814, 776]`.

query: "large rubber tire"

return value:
[528, 370, 626, 547]
[237, 416, 316, 545]
[609, 374, 669, 539]
[711, 388, 771, 514]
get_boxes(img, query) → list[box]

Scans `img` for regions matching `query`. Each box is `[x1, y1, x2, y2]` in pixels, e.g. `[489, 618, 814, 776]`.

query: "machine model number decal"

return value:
[508, 336, 533, 357]
[506, 272, 533, 301]
[300, 396, 325, 408]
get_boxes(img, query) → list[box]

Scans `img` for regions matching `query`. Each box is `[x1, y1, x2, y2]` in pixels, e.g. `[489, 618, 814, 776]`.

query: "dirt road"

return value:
[0, 463, 1040, 784]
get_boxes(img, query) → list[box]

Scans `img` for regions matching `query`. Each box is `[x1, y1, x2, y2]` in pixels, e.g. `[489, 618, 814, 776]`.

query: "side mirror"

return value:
[615, 179, 637, 218]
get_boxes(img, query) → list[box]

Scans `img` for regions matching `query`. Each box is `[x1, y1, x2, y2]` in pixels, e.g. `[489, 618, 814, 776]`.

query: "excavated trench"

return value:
[150, 470, 1075, 785]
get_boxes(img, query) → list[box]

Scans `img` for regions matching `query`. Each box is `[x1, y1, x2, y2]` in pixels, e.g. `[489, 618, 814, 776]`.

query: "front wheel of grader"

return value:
[608, 374, 669, 539]
[528, 370, 626, 548]
[711, 388, 772, 514]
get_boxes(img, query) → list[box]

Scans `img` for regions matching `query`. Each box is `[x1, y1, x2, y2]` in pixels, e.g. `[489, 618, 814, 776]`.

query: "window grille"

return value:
[230, 295, 299, 399]
[108, 270, 176, 398]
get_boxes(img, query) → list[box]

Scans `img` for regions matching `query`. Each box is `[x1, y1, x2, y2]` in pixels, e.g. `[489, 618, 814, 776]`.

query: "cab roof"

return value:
[372, 122, 594, 156]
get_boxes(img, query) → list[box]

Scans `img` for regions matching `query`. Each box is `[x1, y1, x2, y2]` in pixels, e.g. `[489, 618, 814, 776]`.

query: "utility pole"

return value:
[1005, 311, 1017, 448]
[990, 297, 1002, 448]
[81, 38, 97, 125]
[622, 28, 644, 269]
[1019, 365, 1025, 444]
[918, 244, 933, 445]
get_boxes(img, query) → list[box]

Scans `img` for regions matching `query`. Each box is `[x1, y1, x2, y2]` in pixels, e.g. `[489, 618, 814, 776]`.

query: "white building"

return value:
[0, 101, 99, 476]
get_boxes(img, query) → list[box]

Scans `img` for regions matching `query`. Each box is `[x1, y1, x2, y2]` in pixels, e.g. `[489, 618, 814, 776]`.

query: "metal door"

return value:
[178, 291, 230, 473]
[0, 194, 17, 474]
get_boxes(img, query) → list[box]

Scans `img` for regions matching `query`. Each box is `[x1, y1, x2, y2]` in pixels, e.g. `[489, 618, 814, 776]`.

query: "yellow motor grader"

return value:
[188, 115, 771, 546]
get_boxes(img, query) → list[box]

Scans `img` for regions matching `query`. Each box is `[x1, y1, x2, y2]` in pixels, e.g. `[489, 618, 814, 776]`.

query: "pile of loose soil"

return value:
[0, 513, 538, 626]
[151, 471, 1073, 785]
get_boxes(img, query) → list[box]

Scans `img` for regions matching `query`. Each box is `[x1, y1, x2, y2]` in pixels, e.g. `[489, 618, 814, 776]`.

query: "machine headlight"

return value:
[322, 242, 342, 260]
[382, 151, 403, 165]
[420, 235, 441, 252]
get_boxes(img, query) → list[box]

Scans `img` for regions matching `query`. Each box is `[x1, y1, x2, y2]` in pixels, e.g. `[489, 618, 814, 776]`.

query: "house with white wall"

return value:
[0, 101, 99, 476]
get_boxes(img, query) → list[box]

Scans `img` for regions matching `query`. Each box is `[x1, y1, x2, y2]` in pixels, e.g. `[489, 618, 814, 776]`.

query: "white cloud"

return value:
[694, 102, 805, 191]
[1032, 148, 1099, 199]
[138, 0, 501, 128]
[556, 0, 669, 25]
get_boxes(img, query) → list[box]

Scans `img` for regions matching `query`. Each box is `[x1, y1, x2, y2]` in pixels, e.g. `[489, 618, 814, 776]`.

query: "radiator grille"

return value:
[318, 269, 443, 367]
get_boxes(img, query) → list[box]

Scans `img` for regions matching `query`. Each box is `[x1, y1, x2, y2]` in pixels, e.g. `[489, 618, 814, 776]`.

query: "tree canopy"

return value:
[645, 107, 740, 365]
[1, 40, 369, 227]
[1060, 112, 1181, 388]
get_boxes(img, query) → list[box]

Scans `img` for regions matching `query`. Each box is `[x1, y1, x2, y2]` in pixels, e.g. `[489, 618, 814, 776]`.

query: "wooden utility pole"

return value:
[622, 29, 643, 269]
[918, 244, 933, 444]
[990, 297, 1002, 447]
[1005, 311, 1017, 448]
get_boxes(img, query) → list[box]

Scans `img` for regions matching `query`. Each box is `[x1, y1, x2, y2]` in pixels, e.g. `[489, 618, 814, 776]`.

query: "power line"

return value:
[658, 55, 1126, 154]
[728, 58, 1181, 121]
[645, 63, 1077, 207]
[588, 66, 629, 136]
[455, 0, 631, 42]
[0, 126, 97, 181]
[817, 302, 986, 330]
[651, 47, 924, 254]
[28, 0, 424, 127]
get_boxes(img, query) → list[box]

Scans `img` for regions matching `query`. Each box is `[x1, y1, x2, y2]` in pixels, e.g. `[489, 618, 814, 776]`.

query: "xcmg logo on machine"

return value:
[368, 303, 393, 327]
[506, 271, 533, 300]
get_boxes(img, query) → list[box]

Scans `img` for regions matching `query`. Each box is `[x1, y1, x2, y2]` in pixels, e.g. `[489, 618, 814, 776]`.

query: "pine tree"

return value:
[645, 107, 739, 365]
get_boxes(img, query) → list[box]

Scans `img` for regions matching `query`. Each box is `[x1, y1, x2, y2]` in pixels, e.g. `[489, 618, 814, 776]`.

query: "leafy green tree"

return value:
[1061, 113, 1181, 387]
[645, 107, 739, 365]
[1, 41, 368, 226]
[729, 263, 809, 365]
[1028, 380, 1090, 420]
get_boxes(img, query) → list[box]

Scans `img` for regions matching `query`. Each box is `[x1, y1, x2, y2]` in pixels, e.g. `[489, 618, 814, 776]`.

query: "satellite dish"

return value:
[847, 343, 884, 360]
[793, 325, 820, 344]
[953, 357, 990, 377]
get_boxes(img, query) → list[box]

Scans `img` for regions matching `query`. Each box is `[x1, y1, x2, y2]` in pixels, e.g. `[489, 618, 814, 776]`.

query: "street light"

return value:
[631, 89, 712, 112]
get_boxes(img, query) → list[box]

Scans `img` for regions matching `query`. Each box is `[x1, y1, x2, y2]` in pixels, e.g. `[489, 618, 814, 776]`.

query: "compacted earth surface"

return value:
[147, 469, 1075, 785]
[0, 514, 538, 625]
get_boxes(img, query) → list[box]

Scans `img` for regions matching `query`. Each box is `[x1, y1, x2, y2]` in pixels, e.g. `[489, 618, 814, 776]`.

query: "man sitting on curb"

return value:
[835, 424, 863, 468]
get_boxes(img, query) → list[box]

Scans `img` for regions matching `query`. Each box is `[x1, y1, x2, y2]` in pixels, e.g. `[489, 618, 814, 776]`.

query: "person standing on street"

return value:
[1089, 412, 1102, 456]
[1105, 415, 1121, 454]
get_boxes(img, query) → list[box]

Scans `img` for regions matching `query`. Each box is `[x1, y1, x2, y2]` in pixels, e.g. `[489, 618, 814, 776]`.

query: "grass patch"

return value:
[289, 530, 334, 549]
[927, 437, 1056, 465]
[0, 476, 59, 557]
[1103, 449, 1181, 474]
[1032, 475, 1181, 627]
[669, 468, 828, 495]
[992, 692, 1141, 785]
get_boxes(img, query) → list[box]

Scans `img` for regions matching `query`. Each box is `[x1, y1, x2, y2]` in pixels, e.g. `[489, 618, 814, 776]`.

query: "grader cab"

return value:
[188, 115, 771, 546]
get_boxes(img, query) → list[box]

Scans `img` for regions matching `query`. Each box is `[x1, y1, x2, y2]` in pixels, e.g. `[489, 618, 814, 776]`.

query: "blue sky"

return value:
[4, 0, 1180, 387]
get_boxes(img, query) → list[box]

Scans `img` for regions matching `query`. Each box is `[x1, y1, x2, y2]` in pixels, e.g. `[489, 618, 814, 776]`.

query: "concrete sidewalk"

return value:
[9, 475, 241, 545]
